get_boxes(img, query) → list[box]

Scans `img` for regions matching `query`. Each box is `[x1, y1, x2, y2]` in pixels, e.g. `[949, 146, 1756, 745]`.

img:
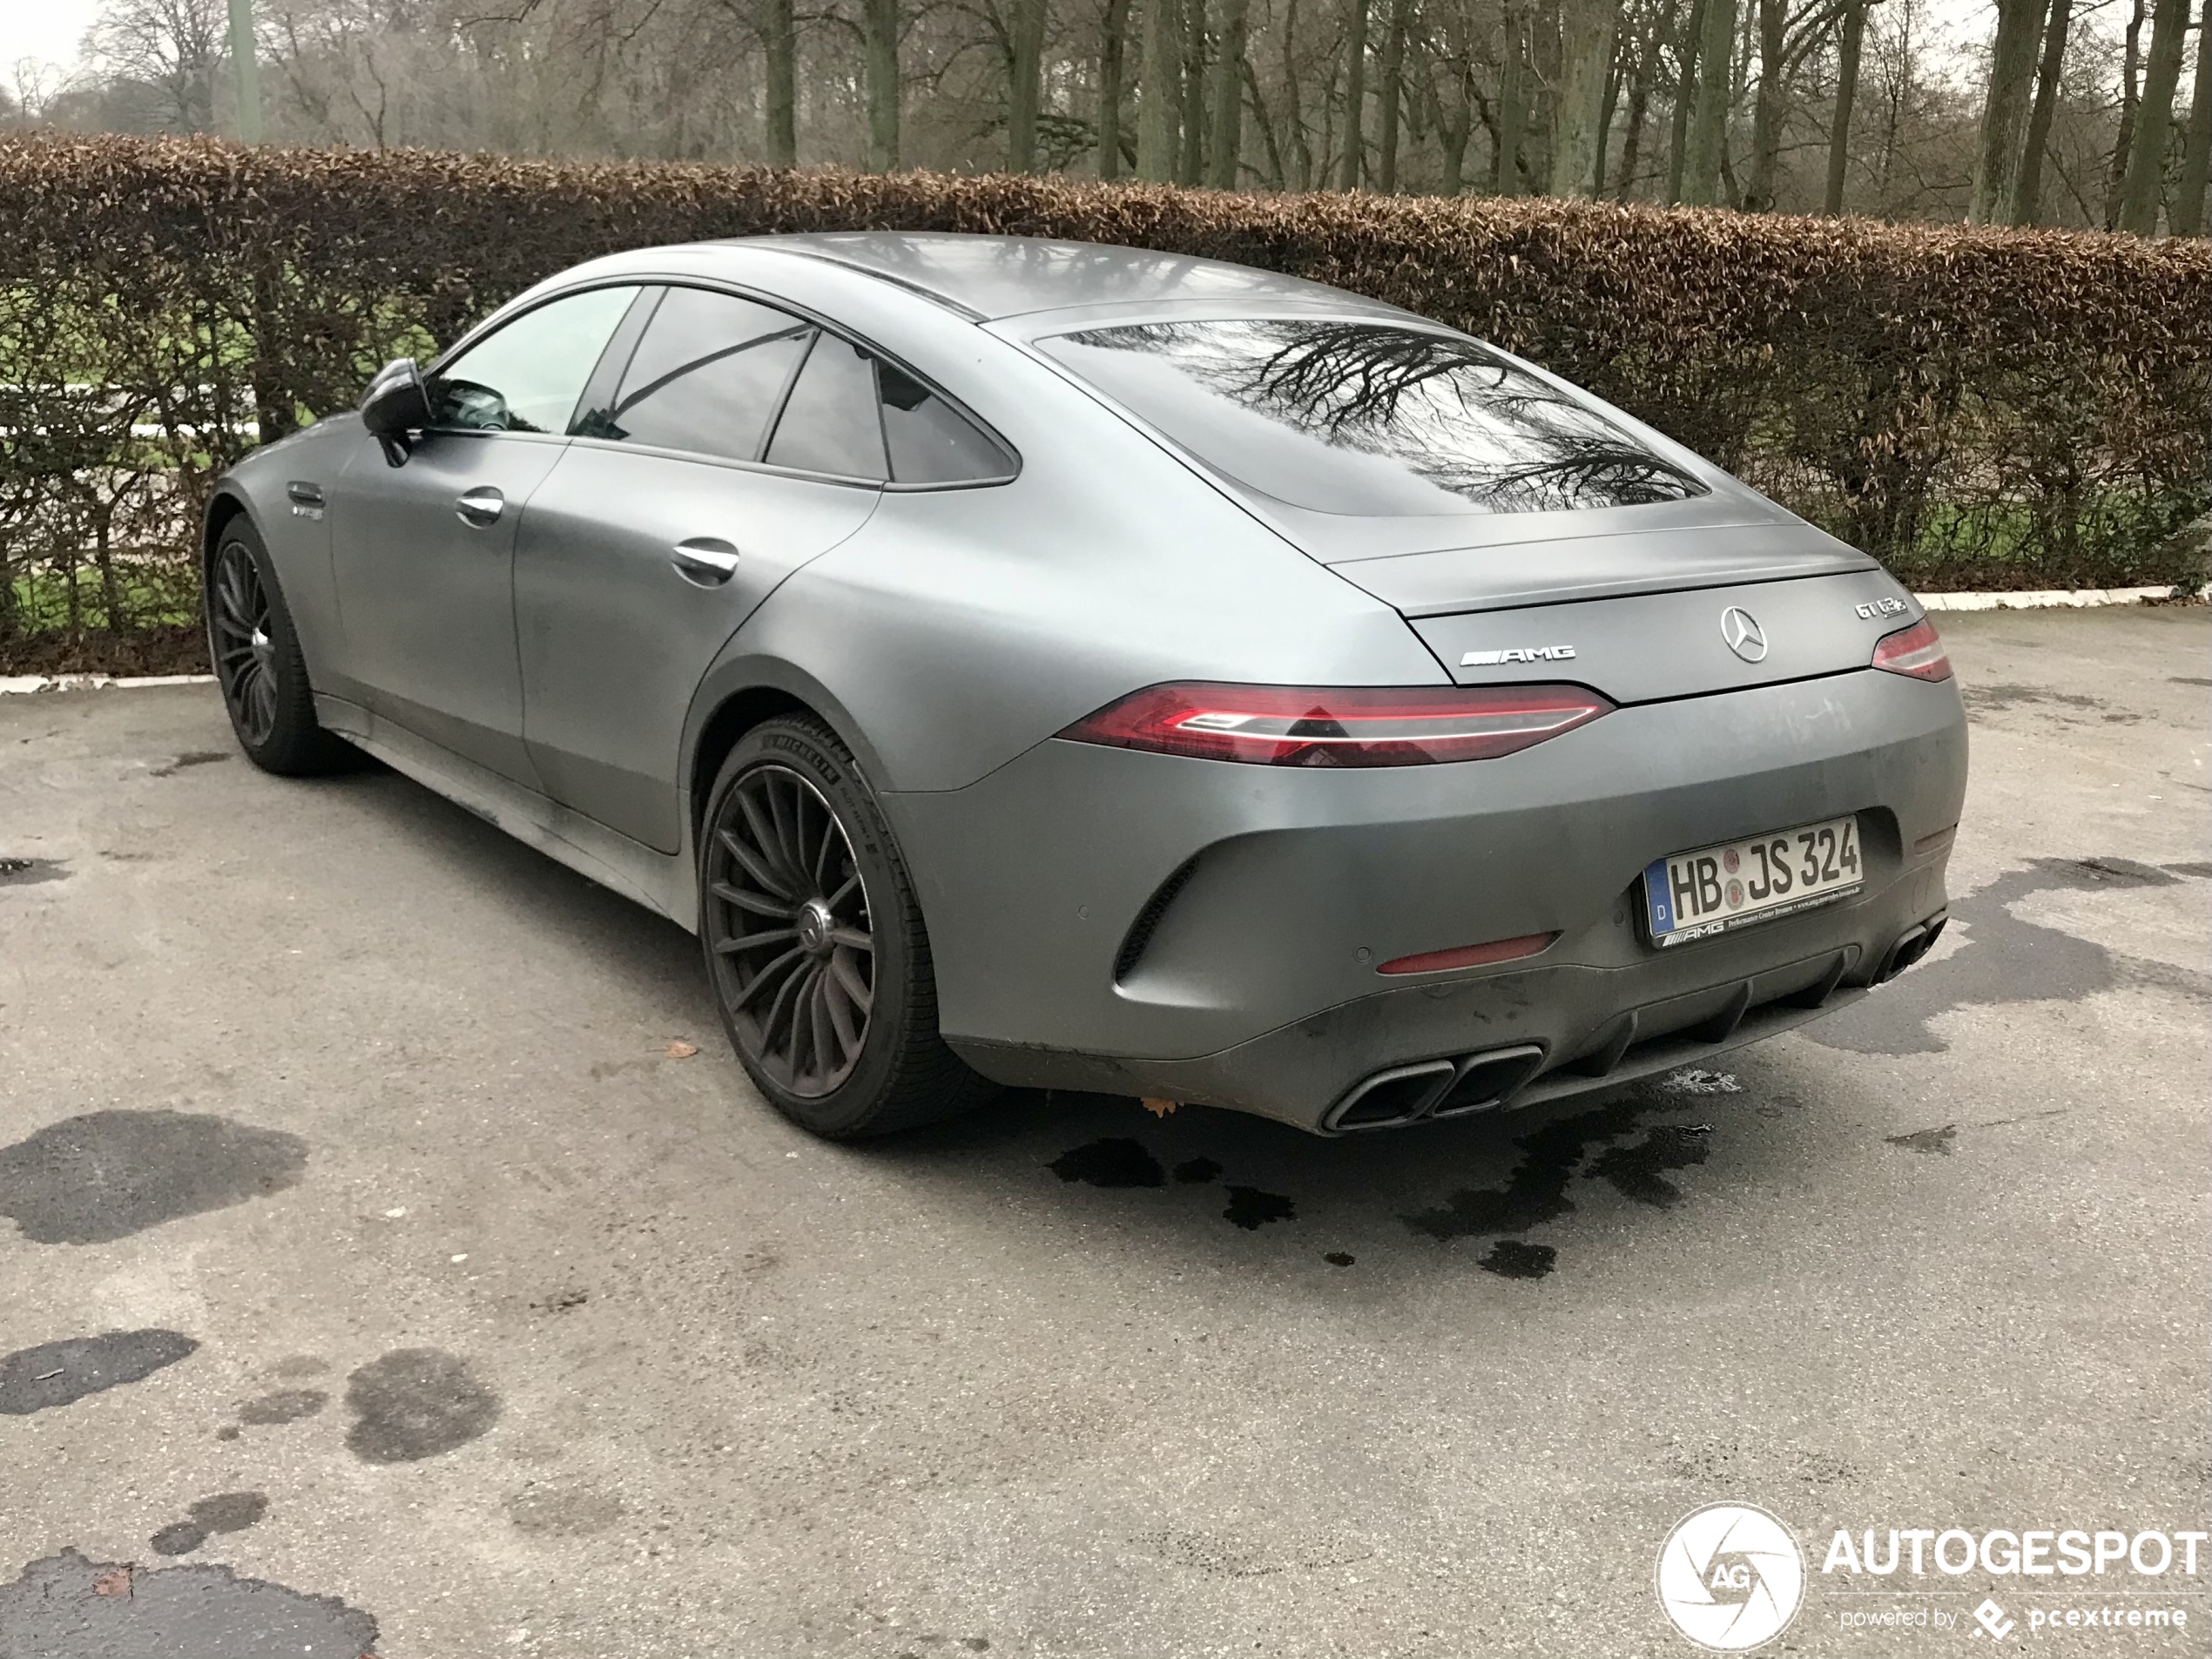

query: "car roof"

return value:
[707, 233, 1400, 323]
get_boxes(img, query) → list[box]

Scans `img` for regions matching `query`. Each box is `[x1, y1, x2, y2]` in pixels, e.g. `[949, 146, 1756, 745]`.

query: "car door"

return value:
[324, 284, 643, 782]
[513, 287, 898, 853]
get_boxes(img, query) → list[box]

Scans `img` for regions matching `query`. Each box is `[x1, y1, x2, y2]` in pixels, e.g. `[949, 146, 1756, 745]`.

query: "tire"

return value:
[206, 518, 350, 776]
[698, 715, 992, 1139]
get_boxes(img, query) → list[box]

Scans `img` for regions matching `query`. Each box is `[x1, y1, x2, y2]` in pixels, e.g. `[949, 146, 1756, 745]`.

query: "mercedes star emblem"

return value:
[1721, 606, 1769, 664]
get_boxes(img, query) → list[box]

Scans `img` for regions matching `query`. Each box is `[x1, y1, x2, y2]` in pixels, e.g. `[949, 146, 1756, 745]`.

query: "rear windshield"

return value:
[1035, 318, 1705, 516]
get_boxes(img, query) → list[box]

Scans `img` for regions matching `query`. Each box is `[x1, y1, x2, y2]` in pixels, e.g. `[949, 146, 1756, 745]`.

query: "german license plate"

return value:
[1643, 816, 1862, 948]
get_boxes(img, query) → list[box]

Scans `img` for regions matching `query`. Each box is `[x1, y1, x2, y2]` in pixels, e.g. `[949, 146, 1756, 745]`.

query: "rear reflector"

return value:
[1912, 823, 1959, 856]
[1871, 618, 1952, 681]
[1059, 683, 1611, 767]
[1377, 932, 1558, 976]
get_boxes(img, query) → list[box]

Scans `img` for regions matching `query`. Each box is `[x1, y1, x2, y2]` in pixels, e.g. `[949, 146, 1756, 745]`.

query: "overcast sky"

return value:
[5, 0, 108, 81]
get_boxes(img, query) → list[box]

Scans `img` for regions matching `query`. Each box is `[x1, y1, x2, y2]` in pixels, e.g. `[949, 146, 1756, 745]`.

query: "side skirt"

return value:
[314, 694, 698, 933]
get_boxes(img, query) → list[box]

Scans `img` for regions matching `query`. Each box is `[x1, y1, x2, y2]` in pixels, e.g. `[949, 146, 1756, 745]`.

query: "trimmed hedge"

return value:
[3, 132, 2208, 664]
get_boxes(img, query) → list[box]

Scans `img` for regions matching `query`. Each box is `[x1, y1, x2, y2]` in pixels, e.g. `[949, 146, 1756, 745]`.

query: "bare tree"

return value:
[1823, 0, 1868, 211]
[1967, 0, 2046, 221]
[87, 0, 227, 131]
[1679, 0, 1734, 201]
[1205, 0, 1250, 180]
[1137, 0, 1178, 176]
[2007, 0, 2068, 221]
[2117, 0, 2188, 227]
[762, 0, 798, 164]
[1096, 0, 1130, 174]
[1007, 0, 1045, 166]
[1549, 0, 1621, 193]
[2175, 0, 2210, 232]
[1338, 0, 1366, 184]
[2106, 0, 2146, 221]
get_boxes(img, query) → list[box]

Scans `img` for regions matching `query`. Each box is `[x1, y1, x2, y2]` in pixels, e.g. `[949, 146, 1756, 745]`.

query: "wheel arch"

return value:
[681, 655, 898, 848]
[201, 488, 257, 575]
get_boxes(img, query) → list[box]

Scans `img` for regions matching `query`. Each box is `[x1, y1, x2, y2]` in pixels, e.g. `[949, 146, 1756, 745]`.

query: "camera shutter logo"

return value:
[1656, 1502, 1806, 1651]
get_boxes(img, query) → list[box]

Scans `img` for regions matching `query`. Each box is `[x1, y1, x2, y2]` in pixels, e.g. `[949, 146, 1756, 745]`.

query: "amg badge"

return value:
[1461, 645, 1577, 666]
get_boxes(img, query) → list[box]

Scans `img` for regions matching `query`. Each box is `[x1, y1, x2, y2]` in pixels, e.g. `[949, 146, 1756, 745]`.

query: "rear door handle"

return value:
[671, 537, 741, 586]
[455, 487, 505, 528]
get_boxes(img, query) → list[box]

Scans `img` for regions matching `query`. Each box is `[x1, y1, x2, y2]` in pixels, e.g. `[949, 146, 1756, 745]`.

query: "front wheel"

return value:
[206, 519, 348, 775]
[698, 717, 991, 1139]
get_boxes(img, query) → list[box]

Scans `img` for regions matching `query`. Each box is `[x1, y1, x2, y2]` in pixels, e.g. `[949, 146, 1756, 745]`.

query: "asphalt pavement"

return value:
[1, 604, 2207, 1658]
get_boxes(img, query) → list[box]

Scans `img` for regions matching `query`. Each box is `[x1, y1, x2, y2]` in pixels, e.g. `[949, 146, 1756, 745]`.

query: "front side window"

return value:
[579, 287, 813, 463]
[1035, 318, 1704, 516]
[429, 286, 640, 435]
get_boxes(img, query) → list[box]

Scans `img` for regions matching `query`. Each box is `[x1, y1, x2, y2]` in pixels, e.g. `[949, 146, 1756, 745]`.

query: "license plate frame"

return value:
[1643, 816, 1863, 948]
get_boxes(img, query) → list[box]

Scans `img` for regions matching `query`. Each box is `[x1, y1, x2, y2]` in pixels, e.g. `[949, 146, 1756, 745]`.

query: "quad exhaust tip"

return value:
[1878, 913, 1947, 983]
[1327, 1044, 1547, 1132]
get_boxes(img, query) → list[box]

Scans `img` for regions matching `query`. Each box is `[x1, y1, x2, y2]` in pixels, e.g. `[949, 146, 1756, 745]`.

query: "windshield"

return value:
[1035, 318, 1706, 516]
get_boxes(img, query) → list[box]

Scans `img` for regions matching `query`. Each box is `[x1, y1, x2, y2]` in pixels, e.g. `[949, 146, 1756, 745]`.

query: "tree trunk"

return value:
[1339, 0, 1368, 185]
[1614, 7, 1658, 200]
[2008, 0, 2070, 222]
[1667, 0, 1701, 200]
[1098, 0, 1130, 176]
[1680, 0, 1733, 203]
[760, 0, 797, 165]
[2174, 0, 2212, 233]
[1822, 0, 1865, 212]
[1372, 0, 1408, 188]
[1967, 0, 2048, 222]
[1137, 0, 1179, 178]
[1244, 55, 1285, 184]
[1008, 0, 1046, 170]
[1439, 64, 1474, 192]
[1494, 0, 1528, 192]
[1548, 0, 1621, 195]
[862, 0, 900, 169]
[1282, 0, 1311, 187]
[1740, 0, 1784, 207]
[2107, 0, 2147, 225]
[2118, 0, 2190, 230]
[1180, 0, 1209, 179]
[1207, 0, 1250, 182]
[1593, 43, 1622, 194]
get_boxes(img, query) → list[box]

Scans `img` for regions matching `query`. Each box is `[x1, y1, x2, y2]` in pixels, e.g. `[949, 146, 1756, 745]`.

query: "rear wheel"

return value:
[699, 716, 990, 1139]
[206, 519, 348, 775]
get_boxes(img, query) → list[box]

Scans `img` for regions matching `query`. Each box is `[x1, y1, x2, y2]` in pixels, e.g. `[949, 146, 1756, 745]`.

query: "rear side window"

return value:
[765, 334, 888, 480]
[581, 287, 812, 463]
[1035, 318, 1704, 516]
[879, 363, 1014, 484]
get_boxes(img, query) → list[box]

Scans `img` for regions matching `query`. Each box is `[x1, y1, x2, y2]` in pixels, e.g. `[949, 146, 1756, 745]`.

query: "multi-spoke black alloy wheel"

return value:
[706, 764, 875, 1098]
[699, 718, 990, 1138]
[212, 536, 280, 746]
[205, 519, 347, 775]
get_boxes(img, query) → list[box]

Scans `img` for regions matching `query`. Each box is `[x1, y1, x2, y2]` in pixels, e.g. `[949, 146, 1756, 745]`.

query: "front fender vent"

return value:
[1113, 856, 1201, 982]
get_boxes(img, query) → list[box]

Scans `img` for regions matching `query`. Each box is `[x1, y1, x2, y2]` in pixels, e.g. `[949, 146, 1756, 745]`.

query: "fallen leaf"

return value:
[91, 1566, 132, 1598]
[666, 1040, 699, 1058]
[1140, 1096, 1178, 1117]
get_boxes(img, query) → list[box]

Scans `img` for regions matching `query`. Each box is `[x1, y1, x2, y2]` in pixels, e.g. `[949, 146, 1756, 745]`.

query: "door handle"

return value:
[671, 537, 741, 586]
[455, 487, 505, 529]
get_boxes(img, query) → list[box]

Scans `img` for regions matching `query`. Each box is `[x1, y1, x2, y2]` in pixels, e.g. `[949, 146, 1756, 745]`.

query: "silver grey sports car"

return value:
[205, 233, 1966, 1138]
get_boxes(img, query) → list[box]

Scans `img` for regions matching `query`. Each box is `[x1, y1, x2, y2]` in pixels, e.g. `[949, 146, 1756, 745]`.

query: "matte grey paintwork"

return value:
[212, 233, 1966, 1132]
[515, 441, 881, 852]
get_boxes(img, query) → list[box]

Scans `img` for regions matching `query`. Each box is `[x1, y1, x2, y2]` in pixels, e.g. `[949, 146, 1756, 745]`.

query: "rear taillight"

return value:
[1871, 618, 1952, 682]
[1058, 682, 1612, 766]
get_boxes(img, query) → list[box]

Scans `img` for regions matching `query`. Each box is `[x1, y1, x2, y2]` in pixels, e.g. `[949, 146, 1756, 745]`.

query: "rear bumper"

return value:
[887, 667, 1966, 1131]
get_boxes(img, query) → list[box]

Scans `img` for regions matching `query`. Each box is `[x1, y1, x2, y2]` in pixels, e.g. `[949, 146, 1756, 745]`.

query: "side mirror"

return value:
[361, 357, 434, 465]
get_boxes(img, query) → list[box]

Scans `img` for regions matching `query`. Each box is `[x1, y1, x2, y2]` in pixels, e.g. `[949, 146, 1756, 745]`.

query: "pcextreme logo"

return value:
[1656, 1503, 1807, 1651]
